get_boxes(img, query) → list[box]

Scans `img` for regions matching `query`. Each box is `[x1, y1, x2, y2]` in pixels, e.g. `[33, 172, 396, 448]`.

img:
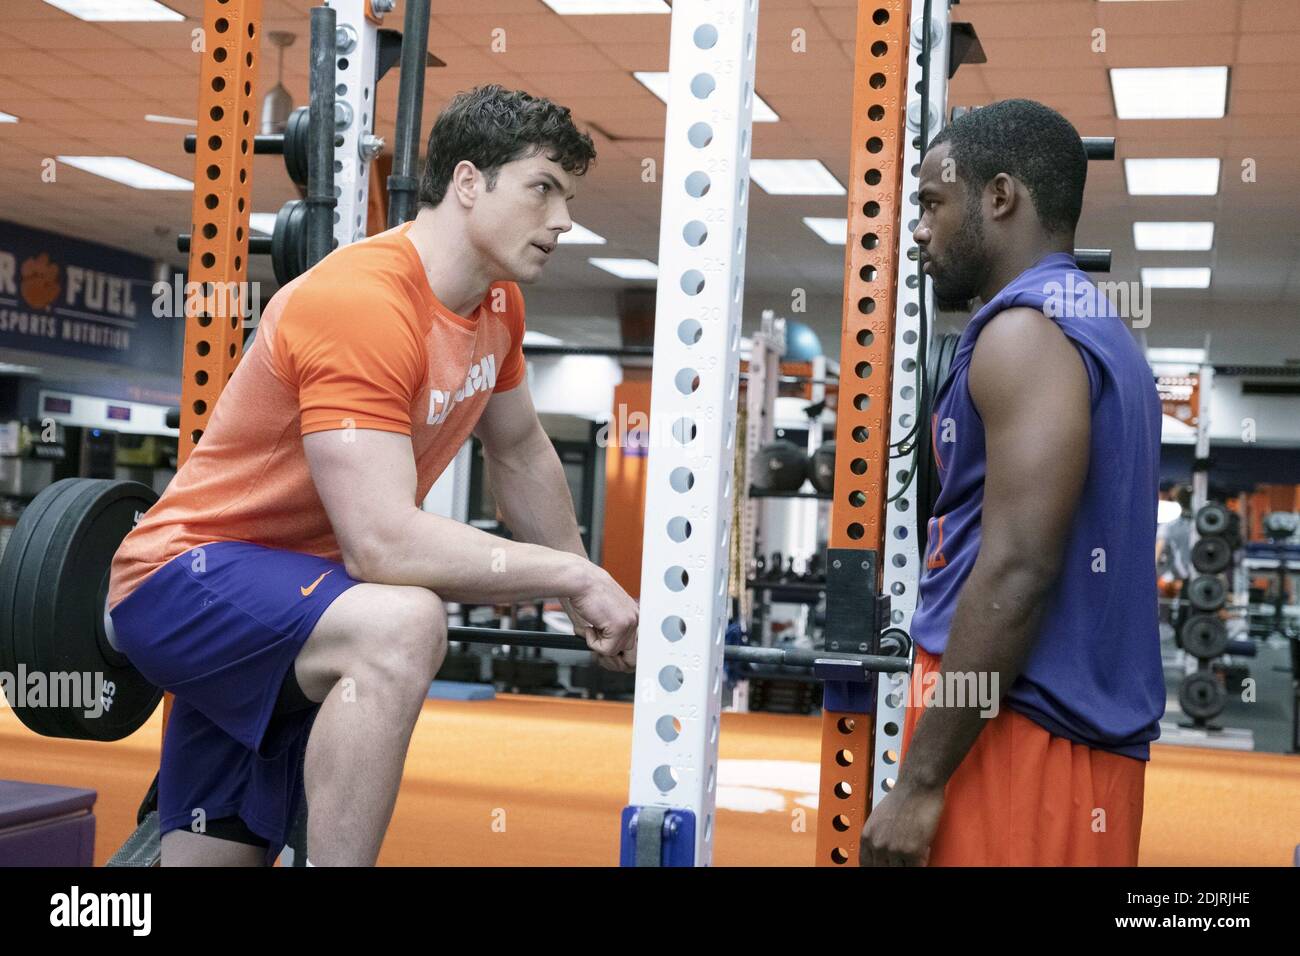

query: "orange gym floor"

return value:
[3, 695, 1298, 866]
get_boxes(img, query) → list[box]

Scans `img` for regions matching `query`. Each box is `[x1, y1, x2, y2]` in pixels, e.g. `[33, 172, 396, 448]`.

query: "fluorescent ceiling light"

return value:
[249, 213, 278, 236]
[803, 217, 847, 244]
[749, 160, 844, 196]
[1109, 67, 1228, 120]
[144, 113, 196, 127]
[1148, 347, 1207, 365]
[634, 71, 779, 122]
[57, 156, 192, 190]
[542, 0, 669, 13]
[558, 222, 606, 245]
[1142, 267, 1212, 289]
[43, 0, 183, 21]
[0, 111, 18, 123]
[1133, 221, 1214, 251]
[523, 330, 565, 345]
[1124, 158, 1220, 196]
[589, 257, 658, 280]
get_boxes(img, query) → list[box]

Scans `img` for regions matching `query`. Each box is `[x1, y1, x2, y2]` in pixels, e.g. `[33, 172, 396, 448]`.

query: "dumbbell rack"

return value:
[734, 303, 835, 713]
[742, 483, 833, 715]
[1242, 517, 1300, 753]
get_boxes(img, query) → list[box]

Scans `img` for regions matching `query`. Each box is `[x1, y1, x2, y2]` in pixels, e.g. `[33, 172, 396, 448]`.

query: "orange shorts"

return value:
[901, 646, 1146, 866]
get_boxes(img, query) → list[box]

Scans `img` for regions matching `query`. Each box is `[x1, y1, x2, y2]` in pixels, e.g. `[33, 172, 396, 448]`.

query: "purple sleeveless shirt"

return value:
[911, 253, 1165, 760]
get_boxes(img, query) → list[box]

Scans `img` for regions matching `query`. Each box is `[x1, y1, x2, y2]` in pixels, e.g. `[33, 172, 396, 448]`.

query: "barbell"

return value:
[0, 478, 907, 743]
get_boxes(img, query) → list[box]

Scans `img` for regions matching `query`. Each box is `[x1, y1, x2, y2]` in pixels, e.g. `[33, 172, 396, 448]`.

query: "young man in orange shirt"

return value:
[109, 86, 637, 866]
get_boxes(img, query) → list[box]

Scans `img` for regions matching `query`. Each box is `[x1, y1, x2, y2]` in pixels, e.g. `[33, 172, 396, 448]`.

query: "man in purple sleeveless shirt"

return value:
[861, 100, 1164, 866]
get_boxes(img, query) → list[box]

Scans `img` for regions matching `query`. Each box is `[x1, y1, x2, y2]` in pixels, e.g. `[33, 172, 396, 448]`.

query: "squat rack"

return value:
[176, 0, 941, 867]
[620, 0, 950, 867]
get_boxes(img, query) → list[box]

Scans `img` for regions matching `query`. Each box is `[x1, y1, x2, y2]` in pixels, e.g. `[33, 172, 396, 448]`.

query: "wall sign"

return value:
[0, 219, 181, 376]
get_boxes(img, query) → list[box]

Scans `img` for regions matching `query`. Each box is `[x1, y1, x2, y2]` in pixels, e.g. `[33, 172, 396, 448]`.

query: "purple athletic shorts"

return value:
[110, 541, 359, 861]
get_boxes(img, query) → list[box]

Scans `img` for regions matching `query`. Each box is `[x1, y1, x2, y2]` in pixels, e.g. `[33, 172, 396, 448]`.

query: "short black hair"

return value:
[419, 85, 597, 207]
[930, 99, 1087, 236]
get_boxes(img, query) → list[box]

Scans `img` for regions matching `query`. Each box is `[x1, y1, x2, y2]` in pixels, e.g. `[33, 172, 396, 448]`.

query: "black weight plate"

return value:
[41, 479, 161, 740]
[807, 441, 836, 494]
[1182, 614, 1228, 660]
[8, 479, 161, 740]
[917, 332, 960, 556]
[271, 198, 308, 286]
[1191, 536, 1230, 574]
[1179, 671, 1226, 721]
[11, 482, 109, 734]
[752, 440, 808, 492]
[1188, 574, 1226, 612]
[0, 479, 92, 737]
[877, 627, 912, 659]
[1195, 502, 1229, 537]
[283, 106, 311, 187]
[1225, 511, 1243, 549]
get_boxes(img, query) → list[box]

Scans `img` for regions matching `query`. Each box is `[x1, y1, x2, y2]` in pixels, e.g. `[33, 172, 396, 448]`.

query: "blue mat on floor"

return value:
[426, 680, 496, 701]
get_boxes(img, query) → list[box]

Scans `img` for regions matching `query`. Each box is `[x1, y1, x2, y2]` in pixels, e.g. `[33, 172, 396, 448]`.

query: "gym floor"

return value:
[0, 0, 1296, 876]
[4, 696, 1297, 867]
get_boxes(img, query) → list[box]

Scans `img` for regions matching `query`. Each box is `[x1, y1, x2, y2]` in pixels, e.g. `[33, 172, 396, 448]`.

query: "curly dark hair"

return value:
[930, 98, 1088, 236]
[419, 85, 597, 207]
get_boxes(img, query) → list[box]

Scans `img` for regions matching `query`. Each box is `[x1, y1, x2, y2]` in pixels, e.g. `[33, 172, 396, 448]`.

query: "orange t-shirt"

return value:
[108, 222, 526, 609]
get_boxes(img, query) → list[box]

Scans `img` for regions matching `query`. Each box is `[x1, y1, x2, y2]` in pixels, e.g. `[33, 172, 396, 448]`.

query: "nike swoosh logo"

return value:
[300, 570, 333, 597]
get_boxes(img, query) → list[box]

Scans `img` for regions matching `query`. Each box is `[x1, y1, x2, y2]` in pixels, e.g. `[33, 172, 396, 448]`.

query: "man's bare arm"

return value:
[473, 383, 587, 561]
[303, 428, 592, 605]
[471, 384, 637, 670]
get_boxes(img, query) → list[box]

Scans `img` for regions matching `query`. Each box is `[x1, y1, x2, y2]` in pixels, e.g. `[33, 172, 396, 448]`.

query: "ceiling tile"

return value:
[434, 13, 589, 47]
[1236, 32, 1300, 64]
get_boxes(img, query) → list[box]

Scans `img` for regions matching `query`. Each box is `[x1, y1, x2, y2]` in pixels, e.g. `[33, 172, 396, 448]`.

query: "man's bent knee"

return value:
[363, 587, 447, 690]
[296, 584, 447, 702]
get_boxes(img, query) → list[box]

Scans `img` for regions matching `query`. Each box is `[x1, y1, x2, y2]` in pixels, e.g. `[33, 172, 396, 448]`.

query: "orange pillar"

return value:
[600, 370, 652, 599]
[165, 0, 264, 733]
[816, 0, 910, 867]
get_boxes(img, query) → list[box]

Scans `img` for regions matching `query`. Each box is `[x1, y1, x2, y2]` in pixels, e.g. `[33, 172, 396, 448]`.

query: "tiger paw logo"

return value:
[20, 253, 61, 310]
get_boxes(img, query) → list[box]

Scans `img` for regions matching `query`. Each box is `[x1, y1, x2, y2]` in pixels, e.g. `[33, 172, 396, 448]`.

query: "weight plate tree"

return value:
[1176, 502, 1237, 725]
